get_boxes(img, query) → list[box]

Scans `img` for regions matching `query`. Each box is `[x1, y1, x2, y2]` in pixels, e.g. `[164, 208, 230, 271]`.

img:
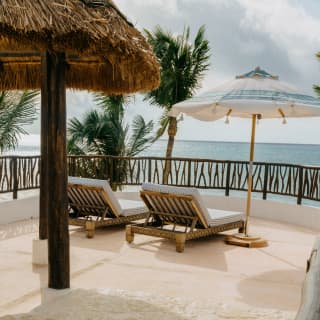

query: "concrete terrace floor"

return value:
[0, 215, 317, 318]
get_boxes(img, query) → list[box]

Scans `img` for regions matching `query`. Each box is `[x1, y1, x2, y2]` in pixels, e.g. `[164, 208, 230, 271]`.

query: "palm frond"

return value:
[314, 85, 320, 98]
[127, 115, 154, 156]
[154, 112, 170, 141]
[144, 25, 210, 108]
[67, 136, 87, 155]
[93, 93, 131, 119]
[0, 90, 39, 153]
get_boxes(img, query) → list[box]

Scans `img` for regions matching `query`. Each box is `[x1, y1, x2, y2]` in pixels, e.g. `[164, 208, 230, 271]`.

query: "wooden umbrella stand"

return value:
[226, 114, 268, 248]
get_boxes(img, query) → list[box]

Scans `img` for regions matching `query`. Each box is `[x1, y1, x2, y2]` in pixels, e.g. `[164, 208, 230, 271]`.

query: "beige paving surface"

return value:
[0, 216, 317, 317]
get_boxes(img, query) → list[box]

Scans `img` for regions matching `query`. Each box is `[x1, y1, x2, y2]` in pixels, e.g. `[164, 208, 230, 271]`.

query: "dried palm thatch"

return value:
[0, 0, 160, 93]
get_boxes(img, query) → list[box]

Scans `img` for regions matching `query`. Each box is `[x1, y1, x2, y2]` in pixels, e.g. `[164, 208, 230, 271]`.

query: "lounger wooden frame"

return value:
[68, 183, 147, 238]
[126, 190, 245, 252]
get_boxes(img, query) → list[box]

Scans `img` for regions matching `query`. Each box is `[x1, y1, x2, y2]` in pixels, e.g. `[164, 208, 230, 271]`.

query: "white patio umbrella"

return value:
[170, 66, 320, 247]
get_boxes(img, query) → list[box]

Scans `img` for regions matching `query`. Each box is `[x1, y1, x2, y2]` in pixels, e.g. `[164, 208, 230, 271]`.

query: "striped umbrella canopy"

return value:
[171, 66, 320, 121]
[170, 67, 320, 247]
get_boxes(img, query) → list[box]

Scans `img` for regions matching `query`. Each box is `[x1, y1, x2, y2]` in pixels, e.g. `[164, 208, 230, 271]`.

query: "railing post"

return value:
[297, 166, 303, 205]
[148, 158, 152, 183]
[68, 156, 74, 176]
[262, 164, 269, 200]
[12, 157, 18, 199]
[109, 156, 114, 185]
[225, 161, 231, 197]
[187, 160, 192, 187]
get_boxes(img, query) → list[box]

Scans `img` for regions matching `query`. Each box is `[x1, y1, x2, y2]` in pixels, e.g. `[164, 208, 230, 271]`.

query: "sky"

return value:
[22, 0, 320, 146]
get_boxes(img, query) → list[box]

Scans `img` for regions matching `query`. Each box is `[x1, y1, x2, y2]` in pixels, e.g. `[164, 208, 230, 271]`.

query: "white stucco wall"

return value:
[1, 192, 319, 231]
[0, 195, 39, 224]
[201, 194, 320, 231]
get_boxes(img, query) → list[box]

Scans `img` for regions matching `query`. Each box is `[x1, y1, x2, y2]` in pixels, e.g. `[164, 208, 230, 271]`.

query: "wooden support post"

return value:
[39, 53, 49, 240]
[41, 50, 70, 289]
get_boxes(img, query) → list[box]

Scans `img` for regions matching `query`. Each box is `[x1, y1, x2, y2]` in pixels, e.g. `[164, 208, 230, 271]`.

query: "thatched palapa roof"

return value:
[0, 0, 160, 93]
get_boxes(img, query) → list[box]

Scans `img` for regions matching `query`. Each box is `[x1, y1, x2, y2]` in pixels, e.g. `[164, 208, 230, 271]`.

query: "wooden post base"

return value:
[225, 233, 268, 248]
[175, 233, 186, 253]
[126, 225, 134, 244]
[85, 220, 96, 239]
[32, 239, 48, 265]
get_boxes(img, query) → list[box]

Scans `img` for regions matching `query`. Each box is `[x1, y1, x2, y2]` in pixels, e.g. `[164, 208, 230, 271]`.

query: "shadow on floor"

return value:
[0, 219, 38, 241]
[129, 233, 238, 271]
[69, 225, 126, 253]
[237, 269, 304, 310]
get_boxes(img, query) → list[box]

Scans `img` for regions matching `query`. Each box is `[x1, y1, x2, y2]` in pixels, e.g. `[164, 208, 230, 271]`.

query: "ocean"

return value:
[143, 140, 320, 166]
[5, 140, 320, 166]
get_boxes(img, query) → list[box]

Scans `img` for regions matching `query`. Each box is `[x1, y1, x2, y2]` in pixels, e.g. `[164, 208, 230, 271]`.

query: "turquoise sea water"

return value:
[6, 140, 320, 166]
[142, 140, 320, 166]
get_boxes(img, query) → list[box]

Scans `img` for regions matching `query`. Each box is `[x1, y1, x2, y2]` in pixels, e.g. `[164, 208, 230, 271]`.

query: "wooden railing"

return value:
[1, 155, 320, 204]
[0, 156, 41, 199]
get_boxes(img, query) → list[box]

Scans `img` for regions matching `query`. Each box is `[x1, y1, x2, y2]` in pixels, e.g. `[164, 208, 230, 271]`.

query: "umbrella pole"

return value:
[244, 114, 257, 236]
[225, 114, 268, 248]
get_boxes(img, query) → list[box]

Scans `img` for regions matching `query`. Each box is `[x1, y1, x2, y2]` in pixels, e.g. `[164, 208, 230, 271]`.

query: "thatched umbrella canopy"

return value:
[0, 0, 160, 93]
[0, 0, 160, 290]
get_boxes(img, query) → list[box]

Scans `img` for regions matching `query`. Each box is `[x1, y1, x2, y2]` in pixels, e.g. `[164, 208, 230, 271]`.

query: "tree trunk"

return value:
[41, 50, 70, 289]
[163, 117, 177, 184]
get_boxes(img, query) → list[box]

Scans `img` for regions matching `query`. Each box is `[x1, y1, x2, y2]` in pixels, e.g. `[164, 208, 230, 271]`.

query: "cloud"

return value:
[21, 0, 320, 145]
[237, 0, 320, 90]
[116, 0, 181, 27]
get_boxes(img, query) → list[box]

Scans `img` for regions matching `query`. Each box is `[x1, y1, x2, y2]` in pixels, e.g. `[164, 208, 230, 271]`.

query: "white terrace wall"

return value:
[0, 195, 38, 224]
[201, 194, 320, 231]
[0, 192, 320, 231]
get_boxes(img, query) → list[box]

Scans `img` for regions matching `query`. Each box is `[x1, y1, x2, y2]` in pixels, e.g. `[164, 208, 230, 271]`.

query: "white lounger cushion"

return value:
[119, 199, 149, 217]
[142, 182, 244, 227]
[68, 177, 147, 217]
[207, 209, 245, 227]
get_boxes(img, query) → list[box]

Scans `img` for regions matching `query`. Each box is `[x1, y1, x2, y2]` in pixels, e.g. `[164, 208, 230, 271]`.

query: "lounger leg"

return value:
[85, 220, 96, 238]
[239, 222, 245, 234]
[175, 233, 186, 253]
[126, 225, 134, 244]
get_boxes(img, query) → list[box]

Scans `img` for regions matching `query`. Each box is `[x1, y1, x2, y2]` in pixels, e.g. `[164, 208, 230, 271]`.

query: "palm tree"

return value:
[0, 91, 38, 153]
[67, 94, 154, 187]
[144, 25, 210, 159]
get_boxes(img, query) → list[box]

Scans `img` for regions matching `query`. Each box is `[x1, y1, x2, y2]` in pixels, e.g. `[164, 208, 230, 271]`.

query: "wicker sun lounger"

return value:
[126, 183, 245, 252]
[68, 177, 148, 238]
